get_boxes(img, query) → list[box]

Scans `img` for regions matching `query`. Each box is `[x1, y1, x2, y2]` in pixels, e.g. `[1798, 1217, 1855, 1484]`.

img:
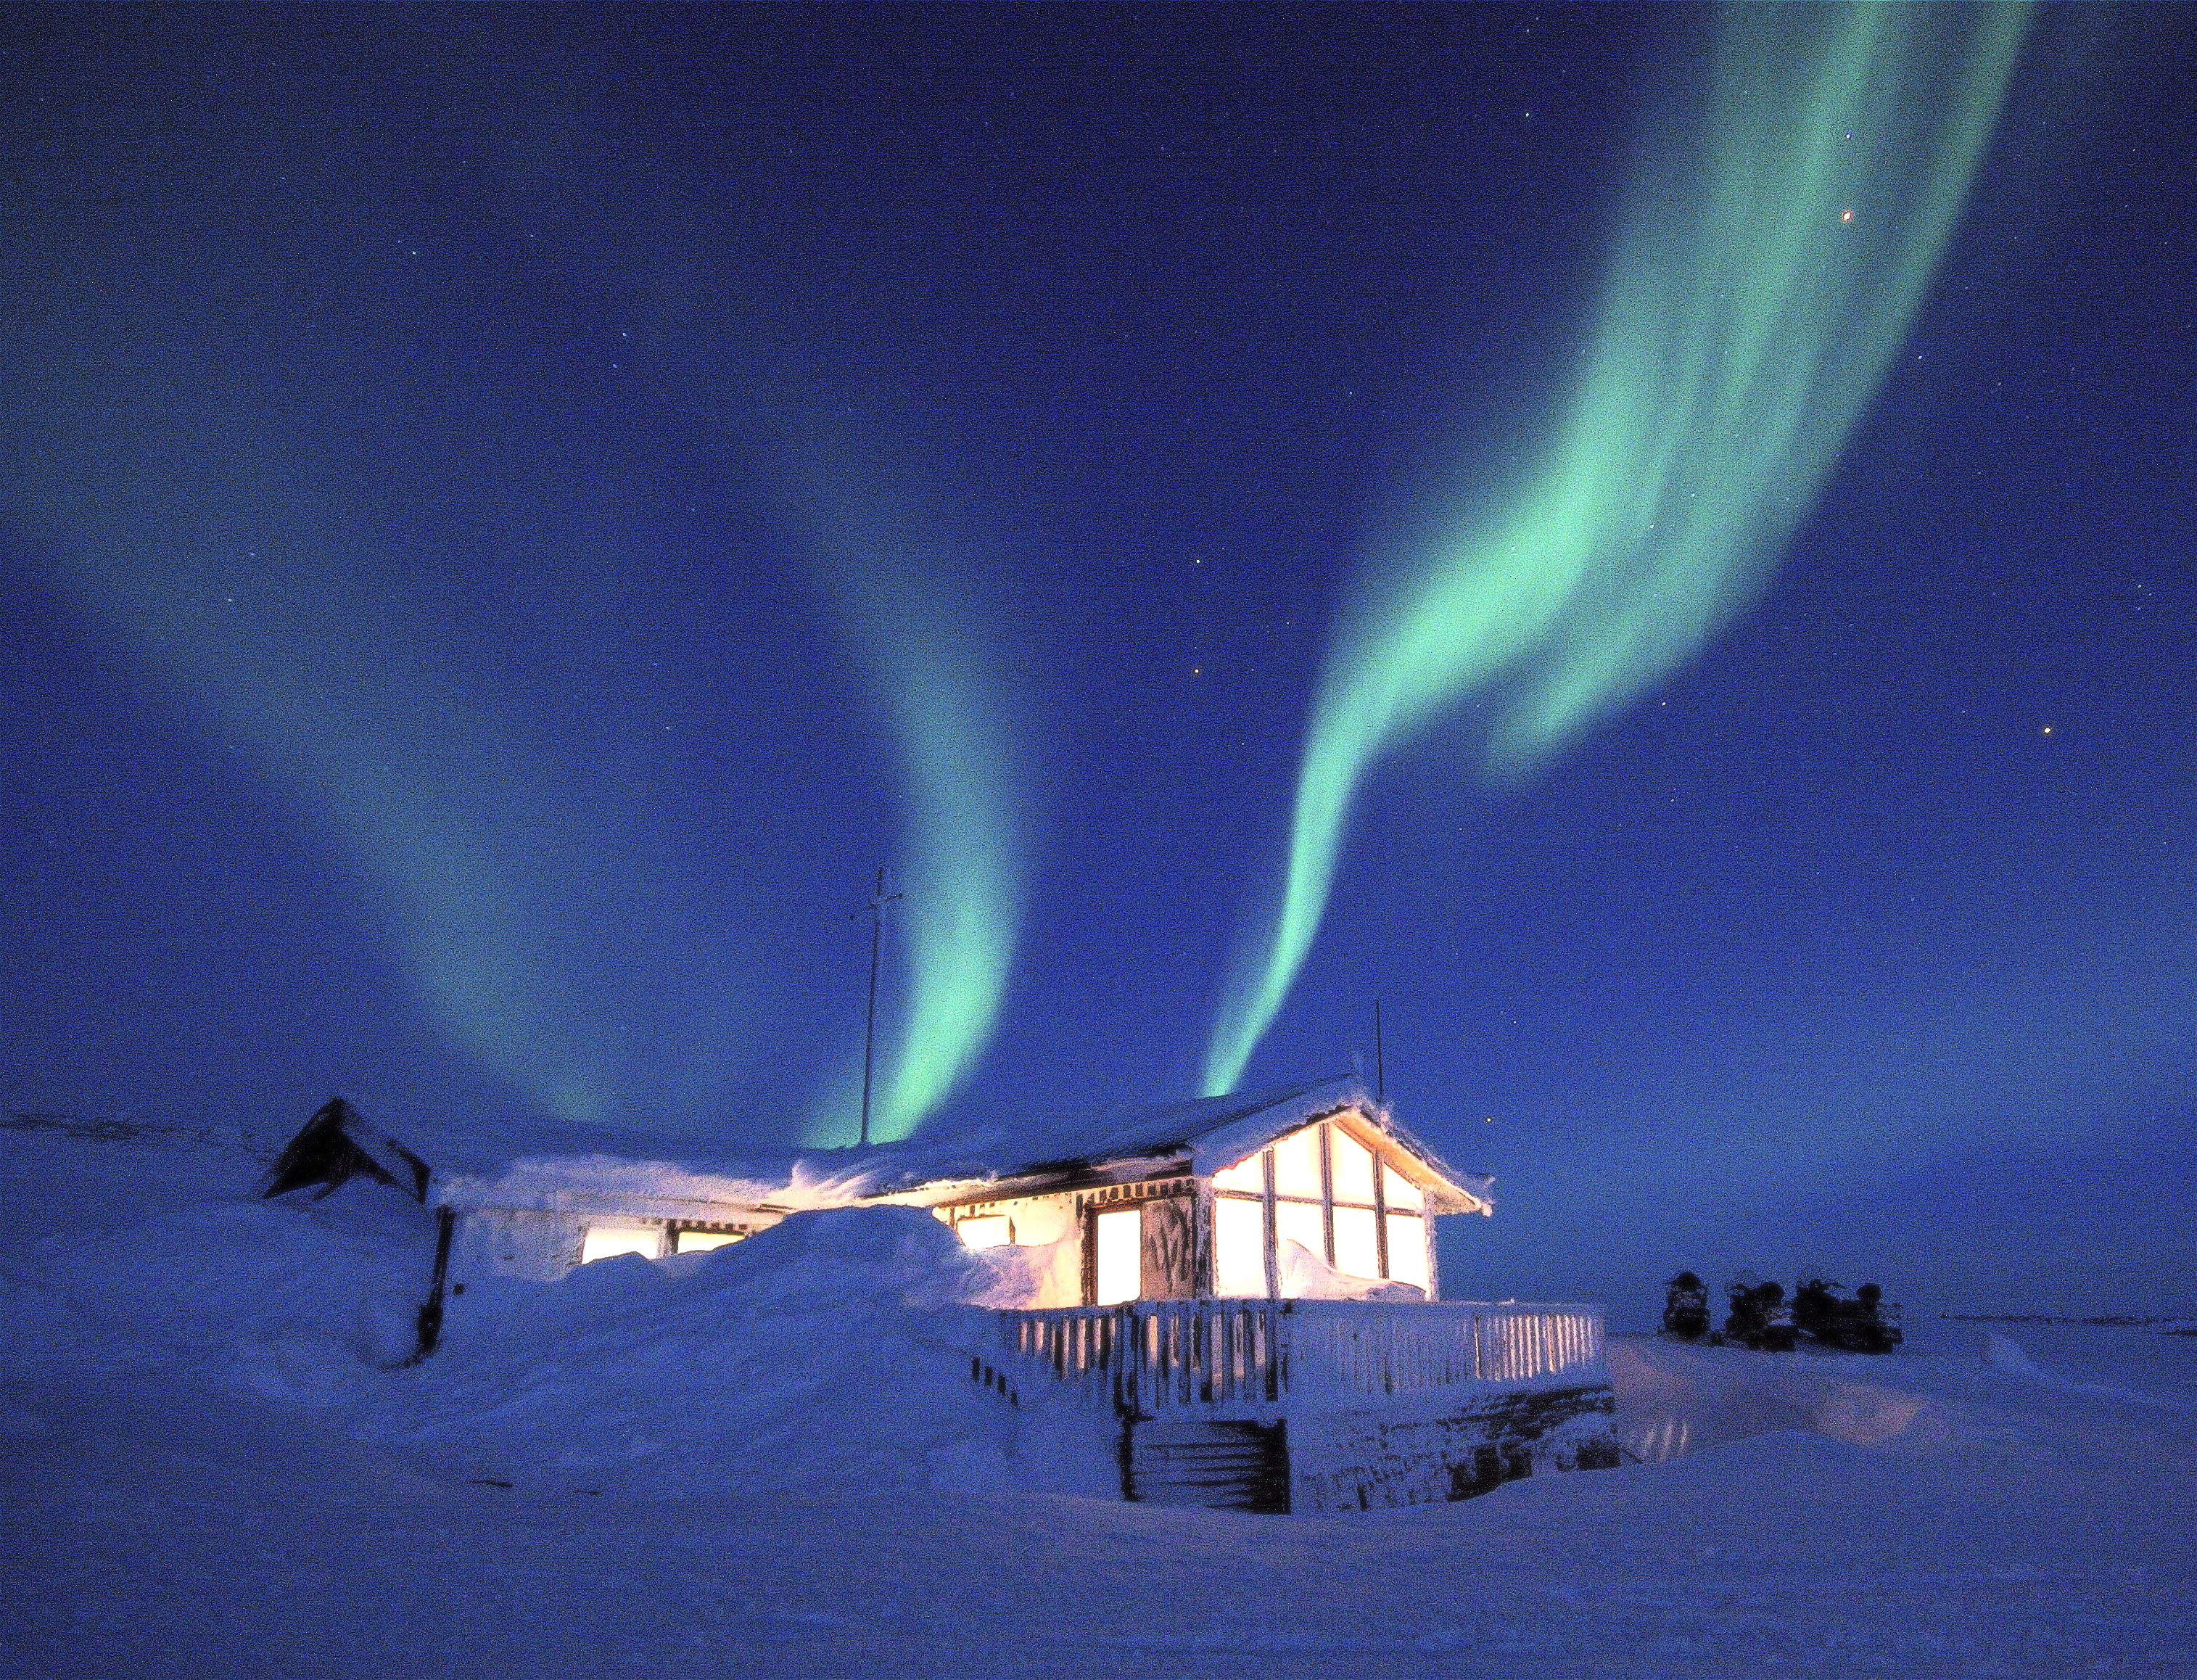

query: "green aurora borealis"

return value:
[1203, 6, 2031, 1095]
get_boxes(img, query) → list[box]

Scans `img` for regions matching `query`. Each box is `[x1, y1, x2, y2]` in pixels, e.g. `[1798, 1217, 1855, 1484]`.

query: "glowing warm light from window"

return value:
[1382, 1164, 1424, 1210]
[1272, 1126, 1324, 1198]
[580, 1224, 659, 1264]
[1213, 1196, 1266, 1296]
[956, 1215, 1012, 1250]
[1211, 1153, 1264, 1193]
[1274, 1200, 1324, 1275]
[1385, 1214, 1430, 1290]
[1332, 1206, 1380, 1279]
[1206, 1113, 1446, 1296]
[674, 1229, 743, 1255]
[1330, 1129, 1376, 1205]
[1095, 1207, 1142, 1304]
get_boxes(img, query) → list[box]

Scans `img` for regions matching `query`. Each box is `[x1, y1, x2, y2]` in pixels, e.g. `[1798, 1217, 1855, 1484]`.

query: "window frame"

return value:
[580, 1218, 765, 1265]
[1207, 1116, 1434, 1298]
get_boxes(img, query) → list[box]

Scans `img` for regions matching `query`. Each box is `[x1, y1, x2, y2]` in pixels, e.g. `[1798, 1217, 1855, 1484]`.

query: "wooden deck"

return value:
[999, 1298, 1605, 1419]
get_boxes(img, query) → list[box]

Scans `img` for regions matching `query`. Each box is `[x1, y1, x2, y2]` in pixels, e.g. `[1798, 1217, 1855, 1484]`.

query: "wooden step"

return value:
[1125, 1419, 1287, 1512]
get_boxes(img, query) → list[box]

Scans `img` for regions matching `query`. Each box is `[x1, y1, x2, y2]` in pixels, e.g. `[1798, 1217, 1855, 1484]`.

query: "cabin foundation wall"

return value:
[1285, 1383, 1620, 1514]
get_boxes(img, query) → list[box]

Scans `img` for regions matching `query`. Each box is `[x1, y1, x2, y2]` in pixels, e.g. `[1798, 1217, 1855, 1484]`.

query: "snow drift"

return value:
[392, 1204, 1116, 1498]
[0, 1127, 1115, 1500]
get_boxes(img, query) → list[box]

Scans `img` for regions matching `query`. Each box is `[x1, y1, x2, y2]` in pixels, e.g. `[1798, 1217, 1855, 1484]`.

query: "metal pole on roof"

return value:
[1374, 999, 1385, 1102]
[858, 865, 901, 1148]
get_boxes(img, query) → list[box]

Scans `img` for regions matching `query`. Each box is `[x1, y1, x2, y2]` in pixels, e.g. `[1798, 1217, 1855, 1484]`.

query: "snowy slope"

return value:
[2, 1123, 2193, 1679]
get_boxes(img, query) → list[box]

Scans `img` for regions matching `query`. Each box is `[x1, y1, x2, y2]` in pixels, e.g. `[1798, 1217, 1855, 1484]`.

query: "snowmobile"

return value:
[1719, 1274, 1797, 1351]
[1662, 1271, 1712, 1339]
[1792, 1277, 1903, 1352]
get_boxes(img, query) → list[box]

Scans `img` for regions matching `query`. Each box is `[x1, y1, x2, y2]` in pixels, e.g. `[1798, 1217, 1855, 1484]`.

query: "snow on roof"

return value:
[434, 1075, 1494, 1216]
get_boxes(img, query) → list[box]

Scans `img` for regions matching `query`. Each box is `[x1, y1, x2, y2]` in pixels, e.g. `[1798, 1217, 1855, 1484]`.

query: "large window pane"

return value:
[1213, 1195, 1266, 1296]
[1211, 1153, 1264, 1193]
[1271, 1125, 1324, 1199]
[580, 1224, 659, 1264]
[1385, 1214, 1430, 1290]
[1330, 1129, 1375, 1206]
[1382, 1164, 1424, 1210]
[1332, 1206, 1379, 1279]
[1095, 1207, 1142, 1304]
[1274, 1199, 1325, 1265]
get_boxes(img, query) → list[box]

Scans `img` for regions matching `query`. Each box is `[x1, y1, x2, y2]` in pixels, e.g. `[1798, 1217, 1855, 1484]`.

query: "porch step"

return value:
[1125, 1419, 1287, 1513]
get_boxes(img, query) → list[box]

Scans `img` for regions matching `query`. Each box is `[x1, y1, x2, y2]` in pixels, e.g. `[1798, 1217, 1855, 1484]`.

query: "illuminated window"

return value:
[956, 1215, 1012, 1251]
[1382, 1164, 1424, 1211]
[1330, 1129, 1375, 1206]
[580, 1224, 660, 1264]
[1095, 1207, 1142, 1304]
[674, 1228, 744, 1255]
[1210, 1119, 1438, 1296]
[1385, 1214, 1430, 1290]
[1213, 1196, 1266, 1296]
[1211, 1153, 1264, 1193]
[1271, 1126, 1324, 1199]
[1274, 1198, 1324, 1265]
[1332, 1206, 1379, 1280]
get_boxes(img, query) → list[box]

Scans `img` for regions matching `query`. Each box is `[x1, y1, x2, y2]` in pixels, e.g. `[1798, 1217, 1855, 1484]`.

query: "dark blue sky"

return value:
[4, 5, 2190, 1316]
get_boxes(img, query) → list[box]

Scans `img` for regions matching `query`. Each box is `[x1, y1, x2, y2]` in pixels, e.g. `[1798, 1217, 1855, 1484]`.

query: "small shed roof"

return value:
[263, 1097, 432, 1203]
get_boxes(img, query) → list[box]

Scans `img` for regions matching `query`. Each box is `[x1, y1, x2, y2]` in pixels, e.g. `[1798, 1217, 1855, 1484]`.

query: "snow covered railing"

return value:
[1005, 1301, 1283, 1411]
[997, 1300, 1604, 1417]
[1282, 1301, 1604, 1397]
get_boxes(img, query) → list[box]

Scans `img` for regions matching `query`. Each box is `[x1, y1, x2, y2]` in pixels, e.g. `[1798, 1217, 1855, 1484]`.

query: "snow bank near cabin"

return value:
[1608, 1325, 2197, 1470]
[0, 1127, 442, 1394]
[376, 1205, 1118, 1499]
[0, 1130, 1115, 1502]
[1609, 1337, 1938, 1464]
[1983, 1330, 2197, 1412]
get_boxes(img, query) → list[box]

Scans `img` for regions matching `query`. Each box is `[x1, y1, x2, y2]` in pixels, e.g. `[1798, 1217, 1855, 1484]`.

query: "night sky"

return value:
[4, 5, 2190, 1318]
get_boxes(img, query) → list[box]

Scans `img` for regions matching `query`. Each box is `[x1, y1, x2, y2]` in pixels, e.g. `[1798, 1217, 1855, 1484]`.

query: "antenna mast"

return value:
[1374, 999, 1385, 1102]
[858, 865, 902, 1148]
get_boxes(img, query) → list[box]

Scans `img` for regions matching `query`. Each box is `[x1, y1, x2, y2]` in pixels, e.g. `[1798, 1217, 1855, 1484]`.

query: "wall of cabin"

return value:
[941, 1116, 1451, 1309]
[945, 1177, 1200, 1307]
[449, 1206, 577, 1284]
[445, 1203, 781, 1286]
[442, 1105, 1451, 1319]
[1080, 1176, 1198, 1305]
[939, 1190, 1084, 1308]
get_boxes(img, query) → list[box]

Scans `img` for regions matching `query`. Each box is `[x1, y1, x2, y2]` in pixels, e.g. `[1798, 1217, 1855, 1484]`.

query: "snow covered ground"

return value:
[2, 1123, 2192, 1679]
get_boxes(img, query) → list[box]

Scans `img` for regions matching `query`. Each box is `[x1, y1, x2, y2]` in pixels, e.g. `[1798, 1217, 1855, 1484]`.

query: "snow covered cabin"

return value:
[287, 1079, 1615, 1512]
[878, 1078, 1491, 1307]
[429, 1077, 1491, 1309]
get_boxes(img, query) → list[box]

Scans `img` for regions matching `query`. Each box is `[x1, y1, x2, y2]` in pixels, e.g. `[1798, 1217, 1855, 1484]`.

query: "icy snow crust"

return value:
[5, 1126, 2195, 1679]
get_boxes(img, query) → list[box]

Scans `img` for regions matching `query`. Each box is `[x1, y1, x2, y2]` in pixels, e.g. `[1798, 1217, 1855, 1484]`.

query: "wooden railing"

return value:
[1283, 1300, 1604, 1395]
[1007, 1301, 1282, 1412]
[998, 1299, 1604, 1417]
